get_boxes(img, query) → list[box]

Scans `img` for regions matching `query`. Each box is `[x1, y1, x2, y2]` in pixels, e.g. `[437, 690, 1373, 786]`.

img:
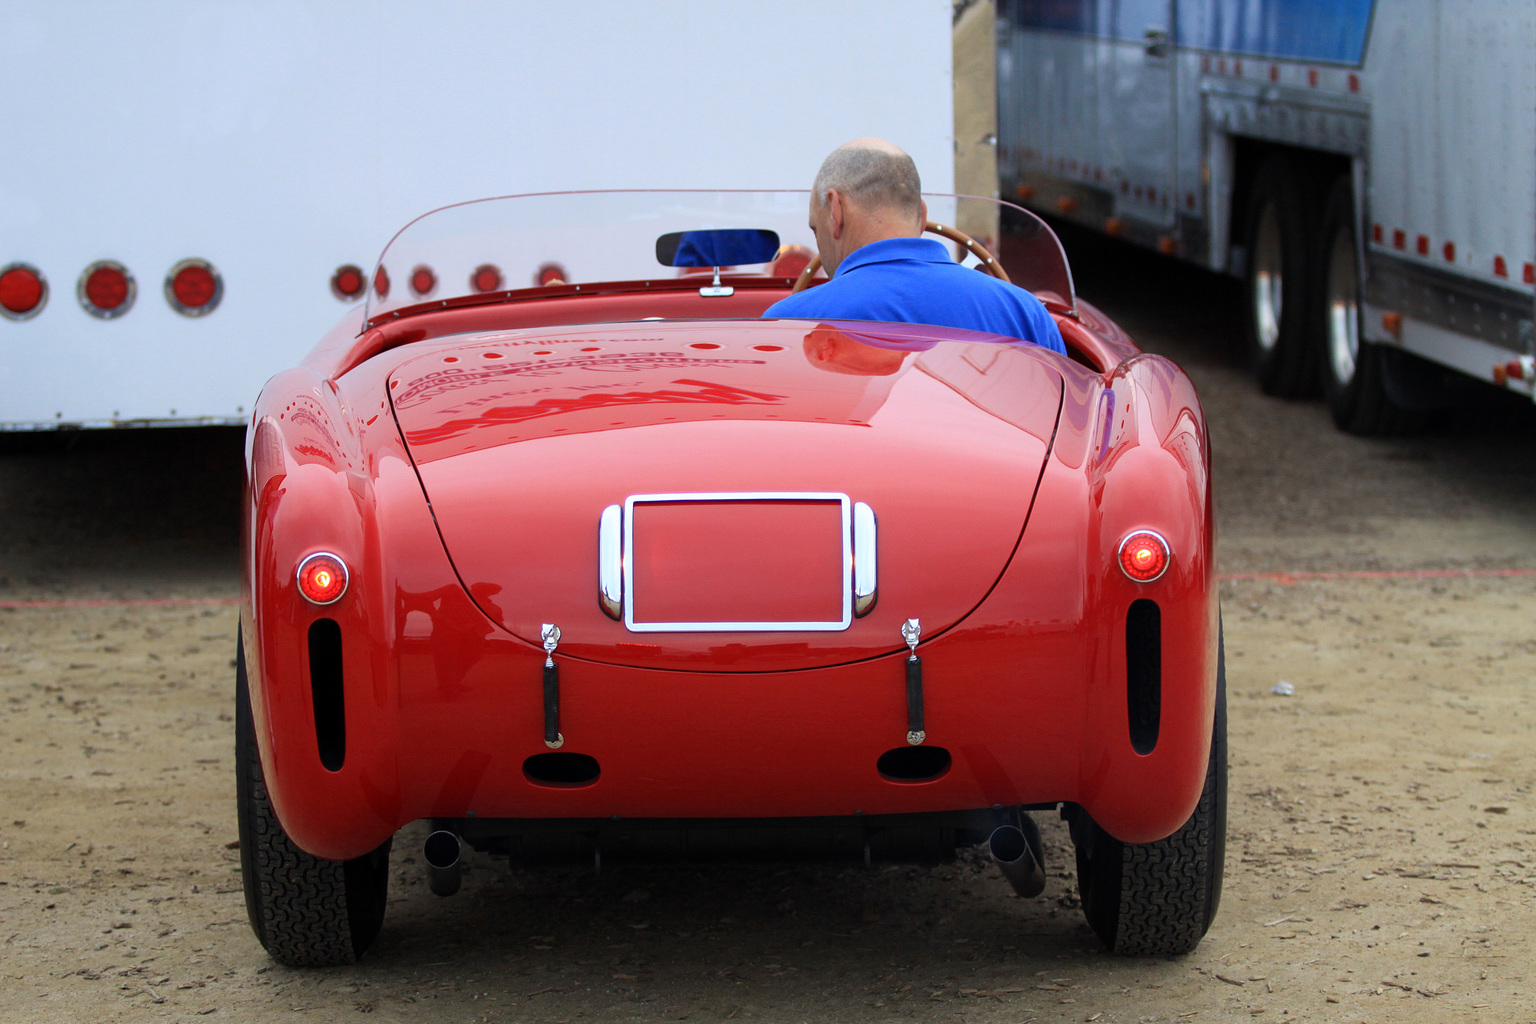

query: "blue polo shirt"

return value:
[763, 237, 1066, 354]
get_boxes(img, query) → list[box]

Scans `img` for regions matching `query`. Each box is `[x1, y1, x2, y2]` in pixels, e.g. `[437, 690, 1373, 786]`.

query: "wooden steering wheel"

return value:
[790, 220, 1011, 294]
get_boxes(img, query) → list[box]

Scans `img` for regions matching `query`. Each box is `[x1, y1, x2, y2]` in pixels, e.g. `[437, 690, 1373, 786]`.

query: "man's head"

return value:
[807, 138, 927, 274]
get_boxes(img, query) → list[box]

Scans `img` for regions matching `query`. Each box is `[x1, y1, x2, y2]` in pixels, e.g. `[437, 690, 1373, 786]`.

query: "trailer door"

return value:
[1101, 0, 1177, 228]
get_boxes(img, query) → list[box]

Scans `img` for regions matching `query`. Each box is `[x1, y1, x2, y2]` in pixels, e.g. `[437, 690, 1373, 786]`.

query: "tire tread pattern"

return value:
[235, 630, 386, 967]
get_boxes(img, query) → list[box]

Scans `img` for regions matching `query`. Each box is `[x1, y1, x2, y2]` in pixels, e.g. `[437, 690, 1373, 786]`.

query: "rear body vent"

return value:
[307, 618, 346, 771]
[1126, 599, 1161, 755]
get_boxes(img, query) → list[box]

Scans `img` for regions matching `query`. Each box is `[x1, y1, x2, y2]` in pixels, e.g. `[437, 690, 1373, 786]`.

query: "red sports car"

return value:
[237, 190, 1224, 965]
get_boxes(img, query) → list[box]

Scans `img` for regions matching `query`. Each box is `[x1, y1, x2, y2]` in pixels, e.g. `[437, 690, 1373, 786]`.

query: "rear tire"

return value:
[1318, 176, 1424, 434]
[1072, 621, 1227, 956]
[1244, 157, 1318, 397]
[235, 627, 391, 966]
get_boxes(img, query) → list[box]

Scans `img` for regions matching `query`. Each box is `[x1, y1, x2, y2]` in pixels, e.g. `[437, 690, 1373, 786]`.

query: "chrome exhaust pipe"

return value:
[988, 819, 1045, 899]
[424, 830, 462, 897]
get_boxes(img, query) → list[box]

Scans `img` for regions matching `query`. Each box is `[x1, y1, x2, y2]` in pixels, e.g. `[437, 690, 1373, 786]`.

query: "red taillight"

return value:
[471, 264, 503, 293]
[296, 552, 349, 605]
[165, 258, 222, 316]
[410, 265, 437, 298]
[79, 260, 136, 318]
[373, 266, 390, 299]
[1118, 531, 1170, 583]
[0, 263, 47, 320]
[536, 262, 567, 286]
[332, 264, 365, 301]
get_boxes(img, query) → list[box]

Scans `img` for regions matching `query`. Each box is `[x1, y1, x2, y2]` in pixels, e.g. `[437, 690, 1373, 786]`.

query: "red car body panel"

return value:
[244, 251, 1214, 864]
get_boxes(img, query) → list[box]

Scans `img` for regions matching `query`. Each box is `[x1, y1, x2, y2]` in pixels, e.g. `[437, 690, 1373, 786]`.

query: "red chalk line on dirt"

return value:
[3, 568, 1534, 608]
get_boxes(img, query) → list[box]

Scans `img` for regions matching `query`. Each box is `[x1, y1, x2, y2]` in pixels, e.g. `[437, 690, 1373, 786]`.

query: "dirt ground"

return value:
[5, 228, 1536, 1023]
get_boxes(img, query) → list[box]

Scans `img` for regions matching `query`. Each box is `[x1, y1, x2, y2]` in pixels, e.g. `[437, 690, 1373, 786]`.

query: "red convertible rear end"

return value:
[237, 191, 1224, 966]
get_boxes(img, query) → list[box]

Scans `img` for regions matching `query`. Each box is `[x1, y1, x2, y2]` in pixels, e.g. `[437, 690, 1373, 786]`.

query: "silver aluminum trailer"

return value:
[0, 0, 955, 430]
[996, 0, 1536, 433]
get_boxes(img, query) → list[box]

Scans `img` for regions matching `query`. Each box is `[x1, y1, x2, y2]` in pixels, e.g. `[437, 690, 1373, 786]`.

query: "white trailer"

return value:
[0, 1, 955, 430]
[995, 0, 1536, 433]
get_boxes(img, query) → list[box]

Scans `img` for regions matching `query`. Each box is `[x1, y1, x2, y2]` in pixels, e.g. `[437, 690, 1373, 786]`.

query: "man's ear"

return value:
[918, 199, 928, 230]
[827, 190, 847, 239]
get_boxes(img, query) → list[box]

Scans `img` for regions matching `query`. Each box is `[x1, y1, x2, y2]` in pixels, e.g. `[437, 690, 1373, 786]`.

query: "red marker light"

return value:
[373, 265, 390, 299]
[332, 264, 365, 301]
[78, 261, 136, 318]
[165, 258, 223, 316]
[296, 552, 349, 605]
[410, 265, 437, 298]
[1118, 531, 1171, 582]
[470, 264, 503, 293]
[536, 262, 568, 287]
[0, 263, 47, 320]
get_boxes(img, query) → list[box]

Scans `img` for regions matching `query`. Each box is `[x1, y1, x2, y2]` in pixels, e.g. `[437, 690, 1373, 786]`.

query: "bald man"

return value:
[763, 138, 1066, 354]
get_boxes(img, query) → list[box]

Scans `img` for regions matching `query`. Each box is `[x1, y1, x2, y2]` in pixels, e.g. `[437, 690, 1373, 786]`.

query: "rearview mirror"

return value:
[656, 229, 780, 268]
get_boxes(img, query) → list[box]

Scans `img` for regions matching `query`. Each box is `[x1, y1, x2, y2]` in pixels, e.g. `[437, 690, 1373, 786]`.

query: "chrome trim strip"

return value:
[852, 501, 877, 616]
[598, 504, 623, 620]
[622, 491, 852, 633]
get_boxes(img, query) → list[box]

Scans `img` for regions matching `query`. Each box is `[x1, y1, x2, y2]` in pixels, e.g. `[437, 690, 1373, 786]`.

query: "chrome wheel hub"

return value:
[1251, 205, 1283, 353]
[1325, 224, 1359, 387]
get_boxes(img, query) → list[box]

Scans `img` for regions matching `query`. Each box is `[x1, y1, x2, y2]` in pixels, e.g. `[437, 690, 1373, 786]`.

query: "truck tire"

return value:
[1071, 623, 1227, 956]
[1243, 157, 1317, 397]
[1318, 176, 1424, 434]
[235, 628, 391, 966]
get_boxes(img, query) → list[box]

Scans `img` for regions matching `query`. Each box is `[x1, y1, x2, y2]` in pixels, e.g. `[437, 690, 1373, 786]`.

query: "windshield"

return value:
[363, 190, 1075, 324]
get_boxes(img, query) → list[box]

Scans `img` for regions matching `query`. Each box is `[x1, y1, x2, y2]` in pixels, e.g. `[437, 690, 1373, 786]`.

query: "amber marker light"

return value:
[1118, 530, 1171, 583]
[296, 552, 349, 605]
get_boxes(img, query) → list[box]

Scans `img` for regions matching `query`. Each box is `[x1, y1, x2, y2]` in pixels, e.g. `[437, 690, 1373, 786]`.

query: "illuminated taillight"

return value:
[331, 264, 366, 301]
[1124, 534, 1167, 580]
[0, 262, 47, 320]
[536, 262, 567, 286]
[373, 266, 390, 299]
[1118, 531, 1171, 582]
[297, 552, 349, 605]
[410, 265, 437, 298]
[165, 258, 223, 316]
[471, 264, 503, 293]
[78, 260, 136, 318]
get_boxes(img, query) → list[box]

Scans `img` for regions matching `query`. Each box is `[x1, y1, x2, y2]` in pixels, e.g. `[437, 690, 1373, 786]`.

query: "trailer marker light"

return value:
[1524, 263, 1534, 286]
[373, 266, 390, 299]
[410, 265, 437, 298]
[1442, 242, 1455, 263]
[331, 265, 366, 300]
[297, 552, 349, 605]
[471, 264, 503, 293]
[1119, 531, 1170, 583]
[1416, 236, 1429, 257]
[165, 258, 222, 316]
[0, 263, 47, 320]
[78, 261, 135, 318]
[536, 262, 568, 287]
[1493, 256, 1508, 278]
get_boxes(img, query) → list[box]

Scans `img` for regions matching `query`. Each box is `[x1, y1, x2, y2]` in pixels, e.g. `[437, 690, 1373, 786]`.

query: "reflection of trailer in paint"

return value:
[995, 0, 1535, 433]
[0, 1, 954, 430]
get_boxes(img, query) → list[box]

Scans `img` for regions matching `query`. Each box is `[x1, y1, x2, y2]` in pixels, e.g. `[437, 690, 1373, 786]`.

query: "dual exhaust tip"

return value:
[423, 819, 1045, 900]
